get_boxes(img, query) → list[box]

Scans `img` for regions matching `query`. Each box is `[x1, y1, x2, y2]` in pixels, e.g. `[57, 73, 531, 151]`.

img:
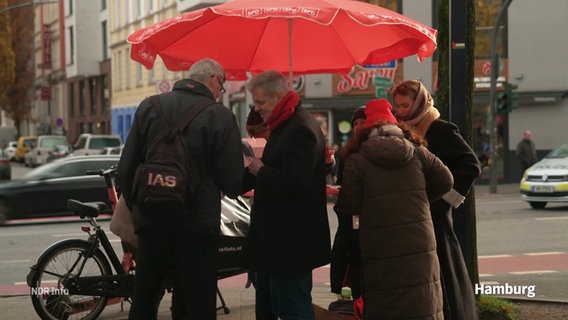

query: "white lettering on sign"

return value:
[337, 69, 396, 93]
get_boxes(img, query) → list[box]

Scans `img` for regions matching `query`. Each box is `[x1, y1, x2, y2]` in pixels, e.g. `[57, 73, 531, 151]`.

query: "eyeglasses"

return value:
[215, 74, 226, 94]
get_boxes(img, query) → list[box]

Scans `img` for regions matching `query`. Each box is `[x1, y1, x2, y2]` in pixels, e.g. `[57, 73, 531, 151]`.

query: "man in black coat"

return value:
[244, 71, 331, 320]
[118, 58, 245, 319]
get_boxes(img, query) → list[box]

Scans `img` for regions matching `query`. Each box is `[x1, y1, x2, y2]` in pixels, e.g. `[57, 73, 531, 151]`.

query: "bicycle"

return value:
[26, 165, 135, 320]
[26, 165, 252, 319]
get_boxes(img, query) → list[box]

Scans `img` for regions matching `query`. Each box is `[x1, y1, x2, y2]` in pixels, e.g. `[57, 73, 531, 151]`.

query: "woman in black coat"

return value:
[392, 80, 481, 320]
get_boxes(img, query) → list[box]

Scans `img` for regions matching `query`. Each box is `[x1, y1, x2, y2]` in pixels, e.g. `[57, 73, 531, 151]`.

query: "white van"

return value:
[71, 134, 122, 156]
[26, 135, 69, 167]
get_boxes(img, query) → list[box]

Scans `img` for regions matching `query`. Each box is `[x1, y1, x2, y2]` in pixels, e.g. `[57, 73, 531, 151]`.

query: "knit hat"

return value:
[246, 107, 269, 138]
[364, 99, 397, 128]
[351, 106, 366, 126]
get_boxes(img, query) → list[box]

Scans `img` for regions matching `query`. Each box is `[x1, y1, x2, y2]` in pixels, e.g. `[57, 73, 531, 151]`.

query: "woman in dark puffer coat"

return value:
[336, 99, 453, 319]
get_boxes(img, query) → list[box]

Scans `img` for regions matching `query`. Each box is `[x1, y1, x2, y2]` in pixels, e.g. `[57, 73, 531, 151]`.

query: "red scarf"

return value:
[268, 91, 300, 130]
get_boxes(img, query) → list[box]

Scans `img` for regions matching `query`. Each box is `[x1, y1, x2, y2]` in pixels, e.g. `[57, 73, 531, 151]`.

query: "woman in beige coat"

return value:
[336, 99, 453, 319]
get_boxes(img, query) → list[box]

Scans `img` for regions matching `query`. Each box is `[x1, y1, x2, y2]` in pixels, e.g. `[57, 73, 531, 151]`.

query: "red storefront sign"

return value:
[40, 86, 52, 100]
[38, 24, 52, 69]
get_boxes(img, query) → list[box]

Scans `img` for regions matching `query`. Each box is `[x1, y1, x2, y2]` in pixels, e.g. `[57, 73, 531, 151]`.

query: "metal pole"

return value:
[489, 0, 514, 194]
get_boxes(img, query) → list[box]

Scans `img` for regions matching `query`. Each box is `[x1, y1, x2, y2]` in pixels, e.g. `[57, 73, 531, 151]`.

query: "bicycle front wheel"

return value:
[29, 239, 112, 320]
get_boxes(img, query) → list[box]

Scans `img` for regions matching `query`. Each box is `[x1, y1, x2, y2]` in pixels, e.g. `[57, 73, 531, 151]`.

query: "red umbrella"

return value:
[127, 0, 437, 80]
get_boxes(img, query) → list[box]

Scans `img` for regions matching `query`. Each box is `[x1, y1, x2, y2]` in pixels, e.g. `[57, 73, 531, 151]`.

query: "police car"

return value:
[520, 140, 568, 209]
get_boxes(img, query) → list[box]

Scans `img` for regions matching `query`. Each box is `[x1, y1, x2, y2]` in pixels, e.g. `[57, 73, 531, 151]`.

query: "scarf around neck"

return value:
[268, 91, 300, 130]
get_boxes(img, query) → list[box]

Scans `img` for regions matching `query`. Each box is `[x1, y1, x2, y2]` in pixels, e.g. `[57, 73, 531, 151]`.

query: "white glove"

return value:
[442, 188, 466, 209]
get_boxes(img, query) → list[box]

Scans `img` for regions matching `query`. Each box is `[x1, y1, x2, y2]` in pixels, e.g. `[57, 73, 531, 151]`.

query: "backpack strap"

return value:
[149, 95, 216, 139]
[176, 97, 217, 132]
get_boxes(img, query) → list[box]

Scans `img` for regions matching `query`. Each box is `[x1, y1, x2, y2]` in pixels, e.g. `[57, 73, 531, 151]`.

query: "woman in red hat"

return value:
[336, 99, 453, 319]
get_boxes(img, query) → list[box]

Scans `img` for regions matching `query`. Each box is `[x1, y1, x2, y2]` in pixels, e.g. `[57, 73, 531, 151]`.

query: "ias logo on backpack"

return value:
[146, 172, 177, 187]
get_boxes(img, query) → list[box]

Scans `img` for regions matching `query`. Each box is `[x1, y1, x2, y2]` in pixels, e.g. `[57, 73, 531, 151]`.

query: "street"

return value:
[0, 162, 567, 301]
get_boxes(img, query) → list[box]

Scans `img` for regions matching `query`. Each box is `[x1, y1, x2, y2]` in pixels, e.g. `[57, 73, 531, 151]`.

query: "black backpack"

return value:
[133, 95, 215, 213]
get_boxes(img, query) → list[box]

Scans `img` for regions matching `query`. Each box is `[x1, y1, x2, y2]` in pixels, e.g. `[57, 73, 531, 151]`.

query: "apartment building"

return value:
[31, 0, 111, 144]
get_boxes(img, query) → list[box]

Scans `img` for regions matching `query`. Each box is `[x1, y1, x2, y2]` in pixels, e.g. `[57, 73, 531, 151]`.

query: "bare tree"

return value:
[0, 0, 35, 136]
[0, 0, 16, 100]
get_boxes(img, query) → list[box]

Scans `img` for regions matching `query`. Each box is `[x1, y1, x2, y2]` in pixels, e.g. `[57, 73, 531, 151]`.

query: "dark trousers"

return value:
[270, 272, 314, 320]
[129, 228, 219, 320]
[253, 272, 277, 320]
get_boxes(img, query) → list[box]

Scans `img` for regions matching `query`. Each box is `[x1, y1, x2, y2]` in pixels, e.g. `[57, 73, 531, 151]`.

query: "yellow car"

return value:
[15, 136, 37, 162]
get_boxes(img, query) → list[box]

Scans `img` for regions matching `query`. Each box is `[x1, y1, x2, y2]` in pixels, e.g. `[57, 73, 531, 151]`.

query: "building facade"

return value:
[26, 1, 567, 183]
[31, 0, 112, 144]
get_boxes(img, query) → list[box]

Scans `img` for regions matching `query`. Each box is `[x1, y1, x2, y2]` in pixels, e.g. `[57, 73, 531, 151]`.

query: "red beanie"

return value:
[364, 99, 397, 128]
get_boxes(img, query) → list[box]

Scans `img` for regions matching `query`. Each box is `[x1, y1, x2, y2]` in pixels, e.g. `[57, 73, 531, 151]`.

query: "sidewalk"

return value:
[0, 183, 541, 319]
[0, 284, 340, 319]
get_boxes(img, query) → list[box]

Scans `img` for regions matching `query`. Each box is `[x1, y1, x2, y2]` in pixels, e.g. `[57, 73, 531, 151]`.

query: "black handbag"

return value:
[328, 299, 355, 316]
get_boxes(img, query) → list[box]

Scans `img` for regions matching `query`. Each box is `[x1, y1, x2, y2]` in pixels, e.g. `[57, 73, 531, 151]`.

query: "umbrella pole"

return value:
[288, 18, 293, 90]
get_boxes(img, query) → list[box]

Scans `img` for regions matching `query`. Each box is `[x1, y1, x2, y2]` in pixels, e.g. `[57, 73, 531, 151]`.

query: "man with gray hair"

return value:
[118, 58, 244, 319]
[244, 71, 331, 319]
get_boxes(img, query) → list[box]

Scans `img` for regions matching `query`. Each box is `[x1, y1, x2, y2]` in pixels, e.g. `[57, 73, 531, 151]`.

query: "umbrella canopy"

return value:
[128, 0, 437, 80]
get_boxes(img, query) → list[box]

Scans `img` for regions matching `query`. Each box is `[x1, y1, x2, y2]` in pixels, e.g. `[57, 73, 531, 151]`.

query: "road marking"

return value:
[479, 255, 513, 259]
[509, 270, 557, 275]
[535, 217, 568, 221]
[51, 231, 116, 237]
[0, 259, 31, 264]
[524, 252, 564, 256]
[479, 274, 495, 277]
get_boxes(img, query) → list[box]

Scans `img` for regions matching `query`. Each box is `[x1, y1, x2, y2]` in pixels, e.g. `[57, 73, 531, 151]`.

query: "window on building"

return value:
[126, 48, 131, 89]
[136, 64, 143, 86]
[101, 75, 108, 113]
[114, 1, 120, 27]
[69, 83, 75, 116]
[64, 0, 72, 16]
[101, 0, 107, 10]
[101, 20, 108, 60]
[136, 0, 142, 18]
[117, 51, 122, 91]
[90, 78, 97, 114]
[67, 26, 74, 65]
[148, 67, 155, 84]
[79, 81, 85, 116]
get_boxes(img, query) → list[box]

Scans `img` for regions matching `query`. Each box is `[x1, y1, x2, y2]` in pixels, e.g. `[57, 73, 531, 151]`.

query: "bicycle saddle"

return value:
[67, 199, 108, 218]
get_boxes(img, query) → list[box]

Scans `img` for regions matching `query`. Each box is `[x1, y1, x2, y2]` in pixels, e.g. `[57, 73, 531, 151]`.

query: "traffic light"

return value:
[505, 83, 519, 111]
[496, 82, 519, 114]
[496, 90, 508, 114]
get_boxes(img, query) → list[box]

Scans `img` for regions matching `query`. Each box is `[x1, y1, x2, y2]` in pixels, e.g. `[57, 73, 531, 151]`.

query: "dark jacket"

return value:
[515, 139, 537, 170]
[424, 119, 481, 320]
[244, 105, 331, 277]
[117, 79, 245, 234]
[336, 133, 452, 319]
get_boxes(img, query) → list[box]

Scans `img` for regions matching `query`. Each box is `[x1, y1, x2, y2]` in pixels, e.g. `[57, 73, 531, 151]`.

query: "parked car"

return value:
[0, 149, 11, 180]
[71, 133, 122, 156]
[24, 135, 69, 167]
[15, 136, 37, 162]
[520, 140, 568, 209]
[101, 145, 123, 155]
[0, 155, 119, 223]
[3, 141, 17, 161]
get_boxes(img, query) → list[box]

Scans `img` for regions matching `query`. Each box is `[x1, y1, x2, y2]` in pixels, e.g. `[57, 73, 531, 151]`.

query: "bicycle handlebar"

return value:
[85, 165, 118, 177]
